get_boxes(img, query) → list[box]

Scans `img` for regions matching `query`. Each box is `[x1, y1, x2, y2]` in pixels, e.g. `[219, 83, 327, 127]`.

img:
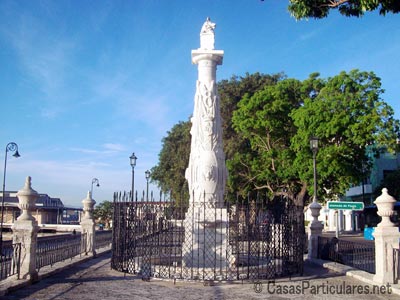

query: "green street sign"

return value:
[327, 201, 364, 211]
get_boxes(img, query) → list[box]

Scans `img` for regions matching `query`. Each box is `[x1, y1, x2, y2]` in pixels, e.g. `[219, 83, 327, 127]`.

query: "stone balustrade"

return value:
[2, 176, 110, 283]
[373, 188, 400, 284]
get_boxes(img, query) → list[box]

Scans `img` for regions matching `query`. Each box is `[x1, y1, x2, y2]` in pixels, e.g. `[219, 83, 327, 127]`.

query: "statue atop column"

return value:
[200, 17, 216, 50]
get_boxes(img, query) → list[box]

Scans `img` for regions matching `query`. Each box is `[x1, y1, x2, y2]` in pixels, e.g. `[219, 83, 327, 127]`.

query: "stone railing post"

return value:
[373, 188, 400, 284]
[80, 191, 96, 256]
[308, 201, 323, 259]
[12, 176, 39, 281]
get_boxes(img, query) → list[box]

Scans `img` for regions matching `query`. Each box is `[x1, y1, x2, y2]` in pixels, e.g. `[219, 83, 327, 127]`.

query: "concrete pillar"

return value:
[80, 191, 96, 256]
[373, 188, 400, 284]
[12, 176, 39, 281]
[308, 201, 323, 259]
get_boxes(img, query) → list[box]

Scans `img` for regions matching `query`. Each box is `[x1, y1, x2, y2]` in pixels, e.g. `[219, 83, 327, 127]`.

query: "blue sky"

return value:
[1, 1, 399, 208]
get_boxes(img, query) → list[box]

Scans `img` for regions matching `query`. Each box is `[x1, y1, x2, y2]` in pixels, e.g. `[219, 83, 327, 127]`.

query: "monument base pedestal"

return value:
[182, 204, 231, 276]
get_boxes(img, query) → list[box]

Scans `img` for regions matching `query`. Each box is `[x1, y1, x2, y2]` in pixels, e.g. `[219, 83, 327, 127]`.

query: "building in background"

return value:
[306, 150, 400, 233]
[0, 191, 82, 226]
[345, 151, 400, 205]
[340, 151, 400, 232]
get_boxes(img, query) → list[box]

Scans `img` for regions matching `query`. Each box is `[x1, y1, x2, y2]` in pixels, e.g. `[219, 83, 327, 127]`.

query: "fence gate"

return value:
[111, 192, 304, 282]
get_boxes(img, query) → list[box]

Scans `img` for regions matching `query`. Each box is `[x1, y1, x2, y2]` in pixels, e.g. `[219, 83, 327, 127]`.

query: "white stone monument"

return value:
[185, 17, 227, 208]
[182, 18, 230, 275]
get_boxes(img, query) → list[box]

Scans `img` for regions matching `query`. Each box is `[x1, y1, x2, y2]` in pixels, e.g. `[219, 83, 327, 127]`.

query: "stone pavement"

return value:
[1, 252, 399, 300]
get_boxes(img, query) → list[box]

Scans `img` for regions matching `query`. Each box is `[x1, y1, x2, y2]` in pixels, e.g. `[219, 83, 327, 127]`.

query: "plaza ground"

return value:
[1, 252, 399, 300]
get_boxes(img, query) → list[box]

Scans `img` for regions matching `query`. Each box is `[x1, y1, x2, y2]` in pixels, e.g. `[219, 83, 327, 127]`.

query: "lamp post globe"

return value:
[130, 153, 137, 201]
[308, 136, 323, 258]
[145, 170, 150, 201]
[309, 136, 319, 203]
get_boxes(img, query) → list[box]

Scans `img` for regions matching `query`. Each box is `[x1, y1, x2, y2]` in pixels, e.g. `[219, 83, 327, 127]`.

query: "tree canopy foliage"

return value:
[288, 0, 400, 19]
[151, 120, 191, 204]
[93, 200, 113, 229]
[152, 70, 400, 206]
[290, 70, 399, 203]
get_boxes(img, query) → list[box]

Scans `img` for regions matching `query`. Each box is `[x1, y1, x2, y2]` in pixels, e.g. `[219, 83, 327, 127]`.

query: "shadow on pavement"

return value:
[1, 254, 347, 300]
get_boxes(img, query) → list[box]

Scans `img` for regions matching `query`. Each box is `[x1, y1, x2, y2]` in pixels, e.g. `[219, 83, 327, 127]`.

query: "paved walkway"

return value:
[2, 253, 398, 300]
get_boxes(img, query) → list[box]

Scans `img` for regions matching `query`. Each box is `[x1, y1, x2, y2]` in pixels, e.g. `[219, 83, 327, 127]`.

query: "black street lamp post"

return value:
[130, 153, 137, 201]
[310, 136, 319, 204]
[308, 136, 324, 258]
[91, 178, 100, 196]
[145, 170, 150, 201]
[1, 142, 21, 252]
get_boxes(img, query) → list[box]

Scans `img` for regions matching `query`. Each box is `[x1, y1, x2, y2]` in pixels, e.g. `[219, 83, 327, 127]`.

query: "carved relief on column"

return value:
[186, 79, 226, 206]
[195, 80, 220, 150]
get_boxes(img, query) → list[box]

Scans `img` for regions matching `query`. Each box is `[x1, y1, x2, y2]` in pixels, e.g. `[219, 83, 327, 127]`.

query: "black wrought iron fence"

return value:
[111, 191, 304, 282]
[394, 248, 400, 283]
[36, 233, 86, 271]
[0, 243, 21, 280]
[95, 230, 112, 250]
[318, 236, 375, 273]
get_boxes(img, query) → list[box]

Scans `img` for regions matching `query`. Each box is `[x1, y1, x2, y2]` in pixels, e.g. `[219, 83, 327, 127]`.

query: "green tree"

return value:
[291, 70, 400, 203]
[232, 70, 399, 206]
[288, 0, 400, 19]
[231, 77, 311, 204]
[151, 120, 191, 204]
[93, 200, 113, 229]
[218, 73, 285, 196]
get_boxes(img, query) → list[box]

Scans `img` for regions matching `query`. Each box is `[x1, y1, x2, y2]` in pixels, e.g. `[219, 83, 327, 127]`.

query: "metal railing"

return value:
[394, 248, 400, 283]
[0, 243, 21, 280]
[95, 230, 112, 250]
[112, 192, 305, 282]
[36, 234, 86, 271]
[318, 236, 375, 273]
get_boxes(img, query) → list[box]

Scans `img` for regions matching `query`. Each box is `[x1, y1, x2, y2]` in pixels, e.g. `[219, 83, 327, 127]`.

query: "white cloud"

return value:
[69, 148, 100, 155]
[298, 29, 319, 41]
[69, 143, 126, 156]
[102, 143, 125, 152]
